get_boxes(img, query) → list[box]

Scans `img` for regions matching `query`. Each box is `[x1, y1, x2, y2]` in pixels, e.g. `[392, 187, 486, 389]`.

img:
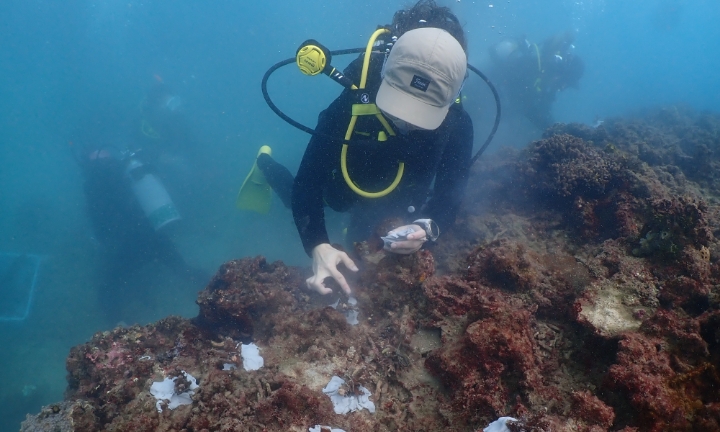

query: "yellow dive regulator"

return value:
[261, 28, 501, 199]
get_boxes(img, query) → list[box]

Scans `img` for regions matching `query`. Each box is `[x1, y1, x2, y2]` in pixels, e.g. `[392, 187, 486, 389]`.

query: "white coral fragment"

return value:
[329, 296, 360, 325]
[150, 371, 199, 412]
[309, 426, 346, 432]
[484, 417, 519, 432]
[322, 375, 375, 415]
[241, 343, 264, 371]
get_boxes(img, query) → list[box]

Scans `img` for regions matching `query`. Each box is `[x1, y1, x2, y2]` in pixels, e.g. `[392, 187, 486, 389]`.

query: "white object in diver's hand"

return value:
[381, 226, 417, 250]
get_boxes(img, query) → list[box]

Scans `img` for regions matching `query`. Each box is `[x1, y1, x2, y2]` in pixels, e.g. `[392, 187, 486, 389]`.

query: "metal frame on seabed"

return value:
[0, 252, 44, 321]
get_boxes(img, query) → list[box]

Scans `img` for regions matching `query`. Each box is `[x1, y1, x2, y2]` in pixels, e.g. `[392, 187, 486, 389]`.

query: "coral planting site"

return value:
[22, 108, 720, 431]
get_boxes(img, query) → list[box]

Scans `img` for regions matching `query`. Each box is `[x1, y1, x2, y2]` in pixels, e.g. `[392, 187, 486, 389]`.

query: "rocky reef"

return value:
[22, 106, 720, 431]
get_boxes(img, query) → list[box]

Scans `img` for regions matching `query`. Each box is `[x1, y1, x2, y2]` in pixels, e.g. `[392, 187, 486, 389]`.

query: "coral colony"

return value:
[240, 343, 264, 371]
[150, 371, 199, 412]
[21, 108, 720, 430]
[322, 375, 376, 414]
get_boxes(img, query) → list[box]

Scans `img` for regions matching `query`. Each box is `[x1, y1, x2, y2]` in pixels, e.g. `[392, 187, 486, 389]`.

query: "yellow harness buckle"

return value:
[351, 104, 381, 116]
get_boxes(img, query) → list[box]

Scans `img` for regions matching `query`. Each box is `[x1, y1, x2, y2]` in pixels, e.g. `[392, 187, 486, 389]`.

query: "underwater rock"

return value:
[633, 196, 712, 260]
[606, 332, 691, 430]
[20, 401, 84, 432]
[25, 107, 720, 431]
[571, 390, 616, 429]
[520, 133, 630, 201]
[575, 280, 643, 337]
[466, 239, 592, 319]
[195, 256, 305, 341]
[425, 287, 543, 423]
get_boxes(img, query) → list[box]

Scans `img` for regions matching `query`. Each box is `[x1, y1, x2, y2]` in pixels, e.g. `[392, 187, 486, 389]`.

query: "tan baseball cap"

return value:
[376, 27, 467, 131]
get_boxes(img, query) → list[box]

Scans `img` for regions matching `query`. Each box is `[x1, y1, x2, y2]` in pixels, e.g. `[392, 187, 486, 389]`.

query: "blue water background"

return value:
[0, 0, 718, 429]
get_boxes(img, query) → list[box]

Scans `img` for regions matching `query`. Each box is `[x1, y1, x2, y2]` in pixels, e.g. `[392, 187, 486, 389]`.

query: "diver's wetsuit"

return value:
[287, 53, 474, 255]
[81, 152, 205, 324]
[489, 35, 583, 129]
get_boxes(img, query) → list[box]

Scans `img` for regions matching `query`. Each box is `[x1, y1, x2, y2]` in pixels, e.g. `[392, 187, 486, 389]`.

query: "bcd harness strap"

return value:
[339, 28, 405, 199]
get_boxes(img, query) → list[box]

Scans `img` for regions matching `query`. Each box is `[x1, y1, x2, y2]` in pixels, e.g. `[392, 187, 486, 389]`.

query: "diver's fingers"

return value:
[329, 268, 352, 295]
[405, 229, 427, 241]
[307, 275, 333, 295]
[338, 252, 358, 272]
[391, 239, 426, 251]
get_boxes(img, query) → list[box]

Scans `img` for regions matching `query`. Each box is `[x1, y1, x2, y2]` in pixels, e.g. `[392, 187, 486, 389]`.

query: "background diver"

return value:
[132, 79, 213, 192]
[488, 30, 584, 129]
[73, 86, 209, 325]
[239, 0, 473, 296]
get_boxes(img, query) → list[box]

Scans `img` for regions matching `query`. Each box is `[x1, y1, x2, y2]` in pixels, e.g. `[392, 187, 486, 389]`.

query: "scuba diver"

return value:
[76, 138, 206, 325]
[133, 79, 209, 194]
[238, 0, 474, 296]
[488, 30, 584, 129]
[137, 80, 190, 155]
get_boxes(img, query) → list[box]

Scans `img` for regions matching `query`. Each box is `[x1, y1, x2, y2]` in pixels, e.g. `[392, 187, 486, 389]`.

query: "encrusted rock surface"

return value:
[22, 107, 720, 431]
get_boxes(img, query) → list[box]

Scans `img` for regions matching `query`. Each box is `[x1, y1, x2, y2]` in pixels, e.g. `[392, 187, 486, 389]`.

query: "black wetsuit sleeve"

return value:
[423, 108, 474, 233]
[292, 109, 338, 256]
[292, 55, 371, 256]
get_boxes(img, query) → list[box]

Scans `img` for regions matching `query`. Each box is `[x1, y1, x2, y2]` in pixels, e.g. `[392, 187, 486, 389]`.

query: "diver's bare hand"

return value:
[386, 224, 426, 254]
[307, 243, 358, 295]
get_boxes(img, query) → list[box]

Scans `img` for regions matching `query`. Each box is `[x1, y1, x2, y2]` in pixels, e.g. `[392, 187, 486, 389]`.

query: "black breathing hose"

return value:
[467, 64, 502, 165]
[261, 48, 502, 164]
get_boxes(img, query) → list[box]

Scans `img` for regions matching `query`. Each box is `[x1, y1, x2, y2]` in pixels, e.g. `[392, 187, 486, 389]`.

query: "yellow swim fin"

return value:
[236, 145, 273, 214]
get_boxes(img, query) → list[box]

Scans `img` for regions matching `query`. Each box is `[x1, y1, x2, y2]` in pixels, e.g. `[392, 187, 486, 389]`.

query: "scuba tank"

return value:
[125, 158, 181, 231]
